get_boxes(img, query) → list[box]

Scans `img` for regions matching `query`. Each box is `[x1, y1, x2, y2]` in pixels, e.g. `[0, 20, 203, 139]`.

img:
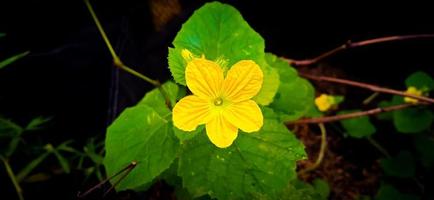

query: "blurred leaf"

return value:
[0, 33, 5, 38]
[339, 110, 376, 138]
[0, 51, 30, 69]
[313, 178, 330, 199]
[178, 109, 306, 199]
[405, 71, 434, 91]
[413, 136, 434, 168]
[376, 184, 419, 200]
[104, 105, 180, 191]
[0, 117, 24, 138]
[393, 106, 433, 134]
[4, 137, 21, 157]
[16, 151, 51, 182]
[333, 95, 345, 105]
[53, 149, 71, 174]
[267, 53, 315, 121]
[380, 151, 415, 178]
[25, 116, 51, 131]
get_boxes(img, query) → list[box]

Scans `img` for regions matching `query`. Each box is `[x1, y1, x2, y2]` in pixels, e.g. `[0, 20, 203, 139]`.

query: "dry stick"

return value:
[77, 161, 137, 198]
[300, 73, 434, 104]
[288, 34, 434, 66]
[289, 103, 414, 125]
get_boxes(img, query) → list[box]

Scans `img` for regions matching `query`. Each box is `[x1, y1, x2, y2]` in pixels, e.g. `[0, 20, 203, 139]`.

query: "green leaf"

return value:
[168, 2, 279, 105]
[104, 105, 180, 190]
[313, 178, 330, 199]
[380, 151, 415, 178]
[178, 110, 306, 199]
[376, 184, 419, 200]
[413, 135, 434, 168]
[5, 137, 21, 157]
[405, 71, 434, 91]
[0, 117, 24, 138]
[25, 116, 51, 131]
[53, 149, 71, 174]
[267, 54, 315, 121]
[16, 151, 51, 182]
[333, 95, 345, 105]
[138, 81, 179, 116]
[393, 106, 433, 134]
[339, 110, 376, 138]
[266, 53, 315, 121]
[0, 33, 5, 38]
[251, 65, 280, 105]
[0, 51, 30, 69]
[270, 179, 326, 200]
[173, 125, 203, 143]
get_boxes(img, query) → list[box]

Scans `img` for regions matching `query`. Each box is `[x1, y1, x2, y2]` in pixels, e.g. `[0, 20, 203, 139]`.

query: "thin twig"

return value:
[300, 73, 434, 104]
[77, 161, 137, 198]
[298, 123, 327, 174]
[288, 34, 434, 66]
[363, 92, 380, 105]
[288, 103, 416, 124]
[366, 136, 391, 158]
[84, 0, 158, 86]
[1, 156, 24, 200]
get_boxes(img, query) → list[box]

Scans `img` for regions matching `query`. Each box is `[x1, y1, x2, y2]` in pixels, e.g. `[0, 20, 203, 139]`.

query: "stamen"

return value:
[214, 97, 223, 106]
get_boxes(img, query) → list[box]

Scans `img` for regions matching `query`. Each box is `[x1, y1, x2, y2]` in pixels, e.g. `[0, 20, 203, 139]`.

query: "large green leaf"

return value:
[263, 179, 326, 200]
[168, 2, 278, 105]
[104, 105, 179, 190]
[380, 151, 415, 178]
[138, 81, 179, 116]
[267, 53, 315, 121]
[405, 71, 434, 91]
[376, 184, 419, 200]
[393, 106, 433, 134]
[339, 110, 376, 138]
[178, 110, 306, 199]
[413, 135, 434, 168]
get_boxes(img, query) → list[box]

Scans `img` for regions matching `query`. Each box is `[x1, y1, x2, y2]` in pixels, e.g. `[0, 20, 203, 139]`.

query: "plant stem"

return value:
[363, 92, 380, 105]
[287, 34, 434, 66]
[289, 103, 416, 124]
[366, 136, 391, 158]
[1, 156, 24, 200]
[299, 123, 327, 174]
[83, 0, 160, 86]
[300, 73, 434, 104]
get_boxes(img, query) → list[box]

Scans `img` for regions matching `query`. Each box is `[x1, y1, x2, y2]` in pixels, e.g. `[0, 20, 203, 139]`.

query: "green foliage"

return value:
[376, 184, 419, 200]
[393, 105, 433, 134]
[0, 51, 30, 70]
[273, 179, 327, 200]
[105, 82, 182, 190]
[168, 2, 279, 105]
[339, 110, 376, 138]
[266, 53, 315, 121]
[312, 178, 330, 199]
[405, 71, 434, 91]
[380, 151, 415, 178]
[178, 109, 306, 199]
[413, 136, 434, 168]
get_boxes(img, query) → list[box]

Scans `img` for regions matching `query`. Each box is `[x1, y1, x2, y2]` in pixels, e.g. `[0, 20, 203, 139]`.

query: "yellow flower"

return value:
[172, 53, 264, 148]
[315, 94, 335, 112]
[404, 86, 423, 104]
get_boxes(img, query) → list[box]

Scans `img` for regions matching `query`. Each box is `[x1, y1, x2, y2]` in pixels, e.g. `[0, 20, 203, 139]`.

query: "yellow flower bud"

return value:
[404, 86, 423, 104]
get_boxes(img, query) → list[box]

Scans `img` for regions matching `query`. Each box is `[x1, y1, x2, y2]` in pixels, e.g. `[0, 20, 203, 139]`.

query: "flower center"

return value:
[214, 97, 223, 106]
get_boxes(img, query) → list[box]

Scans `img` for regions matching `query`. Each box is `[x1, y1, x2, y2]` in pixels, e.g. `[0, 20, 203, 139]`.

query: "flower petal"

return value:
[223, 100, 263, 132]
[205, 114, 238, 148]
[222, 60, 263, 102]
[173, 95, 212, 131]
[186, 58, 224, 99]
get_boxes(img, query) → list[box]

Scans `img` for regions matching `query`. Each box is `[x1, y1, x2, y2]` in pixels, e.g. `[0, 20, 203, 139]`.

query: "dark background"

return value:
[1, 0, 434, 199]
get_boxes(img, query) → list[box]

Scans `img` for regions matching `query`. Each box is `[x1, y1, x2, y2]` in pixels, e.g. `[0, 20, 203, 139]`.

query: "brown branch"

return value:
[300, 73, 434, 104]
[287, 34, 434, 66]
[288, 103, 415, 124]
